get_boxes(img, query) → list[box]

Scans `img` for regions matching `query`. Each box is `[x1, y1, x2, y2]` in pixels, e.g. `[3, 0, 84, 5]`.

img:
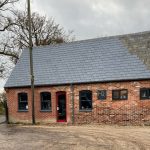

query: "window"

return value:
[18, 93, 28, 111]
[97, 90, 107, 100]
[79, 90, 92, 111]
[41, 92, 51, 111]
[140, 88, 150, 100]
[112, 89, 128, 100]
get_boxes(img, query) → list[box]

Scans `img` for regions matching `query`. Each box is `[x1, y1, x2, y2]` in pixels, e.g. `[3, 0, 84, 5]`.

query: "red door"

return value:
[56, 92, 67, 122]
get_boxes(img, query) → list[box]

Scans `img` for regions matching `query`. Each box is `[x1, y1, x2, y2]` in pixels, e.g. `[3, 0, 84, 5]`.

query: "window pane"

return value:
[41, 92, 51, 101]
[80, 96, 87, 101]
[112, 90, 128, 100]
[120, 90, 127, 100]
[18, 93, 28, 110]
[140, 89, 150, 100]
[79, 90, 92, 110]
[41, 102, 50, 110]
[19, 93, 27, 102]
[80, 101, 92, 110]
[41, 92, 51, 110]
[112, 91, 119, 100]
[97, 90, 107, 100]
[19, 102, 28, 110]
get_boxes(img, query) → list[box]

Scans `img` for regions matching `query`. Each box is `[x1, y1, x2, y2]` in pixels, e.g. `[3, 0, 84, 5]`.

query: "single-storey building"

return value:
[5, 31, 150, 125]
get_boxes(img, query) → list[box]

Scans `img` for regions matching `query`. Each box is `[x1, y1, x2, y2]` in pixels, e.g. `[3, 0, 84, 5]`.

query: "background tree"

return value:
[12, 11, 73, 47]
[0, 0, 19, 78]
[0, 92, 6, 115]
[0, 8, 74, 78]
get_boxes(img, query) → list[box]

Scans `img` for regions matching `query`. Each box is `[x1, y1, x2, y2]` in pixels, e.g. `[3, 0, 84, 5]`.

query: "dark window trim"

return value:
[112, 89, 128, 101]
[40, 92, 51, 111]
[97, 90, 107, 100]
[40, 110, 52, 112]
[79, 109, 92, 112]
[18, 110, 28, 112]
[140, 88, 150, 100]
[79, 90, 92, 111]
[18, 92, 28, 111]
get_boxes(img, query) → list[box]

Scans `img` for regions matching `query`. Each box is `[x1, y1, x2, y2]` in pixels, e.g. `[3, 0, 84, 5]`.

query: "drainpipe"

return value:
[70, 84, 74, 124]
[5, 100, 9, 124]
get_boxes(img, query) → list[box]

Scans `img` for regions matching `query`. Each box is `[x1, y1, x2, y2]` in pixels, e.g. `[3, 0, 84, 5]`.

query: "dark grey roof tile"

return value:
[5, 35, 150, 88]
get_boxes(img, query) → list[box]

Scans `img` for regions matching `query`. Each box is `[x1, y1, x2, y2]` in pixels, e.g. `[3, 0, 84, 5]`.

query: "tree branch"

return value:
[0, 51, 19, 59]
[0, 22, 14, 31]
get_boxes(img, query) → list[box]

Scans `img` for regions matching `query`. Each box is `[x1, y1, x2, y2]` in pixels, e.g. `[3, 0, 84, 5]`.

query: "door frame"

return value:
[56, 91, 67, 122]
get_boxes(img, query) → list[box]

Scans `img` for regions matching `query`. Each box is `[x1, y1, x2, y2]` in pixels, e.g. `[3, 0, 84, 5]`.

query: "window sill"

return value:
[40, 110, 52, 112]
[98, 99, 106, 101]
[79, 109, 92, 112]
[18, 110, 28, 112]
[112, 99, 127, 101]
[140, 99, 150, 100]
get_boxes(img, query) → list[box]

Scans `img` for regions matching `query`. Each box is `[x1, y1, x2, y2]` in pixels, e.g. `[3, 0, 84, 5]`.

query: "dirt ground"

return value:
[0, 121, 150, 150]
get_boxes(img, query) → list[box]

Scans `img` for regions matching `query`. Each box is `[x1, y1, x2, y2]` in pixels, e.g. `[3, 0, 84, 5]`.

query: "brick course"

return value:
[5, 80, 150, 125]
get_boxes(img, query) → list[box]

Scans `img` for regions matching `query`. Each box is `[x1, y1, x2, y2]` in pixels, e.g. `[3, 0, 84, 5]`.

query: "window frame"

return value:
[97, 90, 107, 100]
[79, 90, 92, 111]
[140, 88, 150, 100]
[18, 92, 28, 111]
[40, 92, 52, 111]
[112, 89, 128, 101]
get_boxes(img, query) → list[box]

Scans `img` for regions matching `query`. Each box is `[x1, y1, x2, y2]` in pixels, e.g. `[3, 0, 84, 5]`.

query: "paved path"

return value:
[0, 124, 150, 150]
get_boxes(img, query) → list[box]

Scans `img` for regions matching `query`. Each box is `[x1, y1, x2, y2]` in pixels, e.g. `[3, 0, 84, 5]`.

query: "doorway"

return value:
[56, 92, 67, 122]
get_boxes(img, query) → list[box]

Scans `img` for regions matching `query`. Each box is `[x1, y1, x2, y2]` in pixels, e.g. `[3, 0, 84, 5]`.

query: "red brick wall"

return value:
[5, 80, 150, 125]
[5, 86, 72, 123]
[74, 81, 150, 125]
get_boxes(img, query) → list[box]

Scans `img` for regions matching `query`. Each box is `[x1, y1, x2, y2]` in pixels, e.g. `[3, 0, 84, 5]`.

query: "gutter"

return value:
[4, 78, 150, 89]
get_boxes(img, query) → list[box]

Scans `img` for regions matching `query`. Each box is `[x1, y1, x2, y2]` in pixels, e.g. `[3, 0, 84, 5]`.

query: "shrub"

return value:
[0, 103, 4, 115]
[0, 92, 6, 115]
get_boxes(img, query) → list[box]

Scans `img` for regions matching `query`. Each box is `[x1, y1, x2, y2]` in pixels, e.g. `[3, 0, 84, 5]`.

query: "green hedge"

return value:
[0, 103, 4, 115]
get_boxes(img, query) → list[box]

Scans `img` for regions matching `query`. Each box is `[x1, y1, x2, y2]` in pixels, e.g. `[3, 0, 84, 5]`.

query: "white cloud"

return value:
[0, 79, 6, 88]
[28, 0, 150, 40]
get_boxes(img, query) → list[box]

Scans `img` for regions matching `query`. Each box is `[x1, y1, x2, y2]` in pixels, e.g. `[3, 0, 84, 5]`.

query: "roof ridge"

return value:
[29, 30, 150, 51]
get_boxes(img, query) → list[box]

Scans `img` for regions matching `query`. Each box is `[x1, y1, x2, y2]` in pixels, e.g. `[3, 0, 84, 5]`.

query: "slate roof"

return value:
[5, 32, 150, 88]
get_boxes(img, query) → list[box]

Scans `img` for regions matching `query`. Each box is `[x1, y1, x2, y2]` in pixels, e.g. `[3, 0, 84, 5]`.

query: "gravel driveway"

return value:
[0, 124, 150, 150]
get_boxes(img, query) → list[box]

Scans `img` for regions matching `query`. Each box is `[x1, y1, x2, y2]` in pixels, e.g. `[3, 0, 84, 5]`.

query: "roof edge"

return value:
[4, 78, 150, 89]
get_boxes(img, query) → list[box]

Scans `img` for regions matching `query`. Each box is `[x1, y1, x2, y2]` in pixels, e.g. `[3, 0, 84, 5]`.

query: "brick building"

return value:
[5, 31, 150, 125]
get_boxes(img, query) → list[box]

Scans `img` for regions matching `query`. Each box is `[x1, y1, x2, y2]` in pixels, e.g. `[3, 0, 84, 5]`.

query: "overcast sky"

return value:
[31, 0, 150, 39]
[1, 0, 150, 88]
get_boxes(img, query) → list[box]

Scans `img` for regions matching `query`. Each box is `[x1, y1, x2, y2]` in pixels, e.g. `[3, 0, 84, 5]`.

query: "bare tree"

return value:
[0, 0, 18, 31]
[0, 0, 19, 56]
[0, 0, 19, 77]
[0, 8, 74, 78]
[11, 11, 73, 49]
